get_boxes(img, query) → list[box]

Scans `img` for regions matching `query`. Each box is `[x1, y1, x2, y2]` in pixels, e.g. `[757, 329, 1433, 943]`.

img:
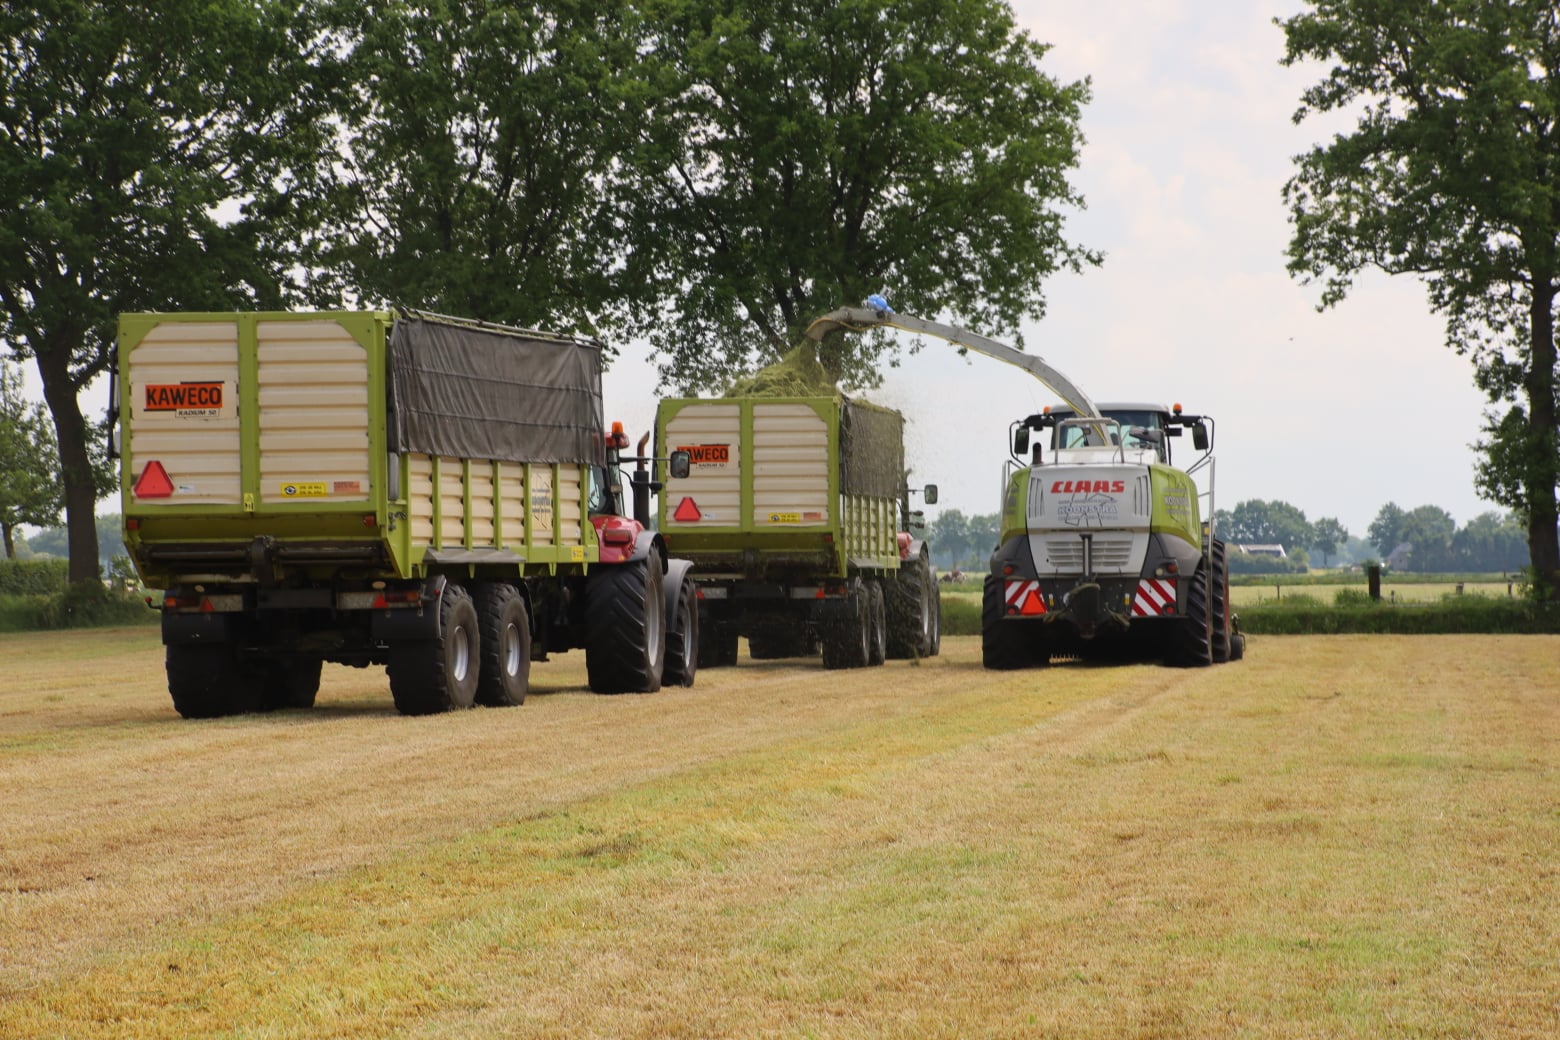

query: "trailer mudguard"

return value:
[369, 575, 447, 642]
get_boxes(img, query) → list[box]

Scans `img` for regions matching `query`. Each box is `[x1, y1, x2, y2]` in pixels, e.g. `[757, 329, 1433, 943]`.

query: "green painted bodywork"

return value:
[1147, 464, 1202, 550]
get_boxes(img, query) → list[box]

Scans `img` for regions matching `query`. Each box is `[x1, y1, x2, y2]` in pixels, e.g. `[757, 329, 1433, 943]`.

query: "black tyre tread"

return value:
[167, 644, 261, 718]
[585, 548, 666, 694]
[387, 583, 481, 715]
[1166, 563, 1213, 668]
[698, 624, 739, 669]
[884, 562, 922, 658]
[821, 590, 869, 669]
[1210, 539, 1232, 664]
[926, 567, 942, 658]
[664, 577, 698, 687]
[866, 581, 887, 666]
[258, 659, 322, 712]
[981, 573, 1046, 669]
[886, 558, 934, 659]
[475, 583, 531, 707]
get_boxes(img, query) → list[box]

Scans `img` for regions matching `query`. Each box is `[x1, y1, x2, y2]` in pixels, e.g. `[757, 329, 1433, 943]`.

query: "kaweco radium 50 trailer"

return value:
[655, 394, 940, 668]
[116, 310, 697, 718]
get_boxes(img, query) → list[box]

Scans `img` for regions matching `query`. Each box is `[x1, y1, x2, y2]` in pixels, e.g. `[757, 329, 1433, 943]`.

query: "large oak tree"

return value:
[0, 0, 342, 584]
[324, 0, 639, 335]
[1280, 0, 1560, 598]
[618, 0, 1100, 390]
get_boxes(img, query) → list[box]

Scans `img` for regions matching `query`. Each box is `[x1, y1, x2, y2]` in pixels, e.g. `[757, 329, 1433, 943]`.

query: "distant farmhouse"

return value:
[1237, 544, 1287, 558]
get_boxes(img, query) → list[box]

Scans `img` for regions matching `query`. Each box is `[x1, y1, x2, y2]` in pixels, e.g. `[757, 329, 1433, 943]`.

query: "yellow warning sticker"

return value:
[279, 482, 328, 498]
[570, 546, 586, 562]
[766, 512, 803, 524]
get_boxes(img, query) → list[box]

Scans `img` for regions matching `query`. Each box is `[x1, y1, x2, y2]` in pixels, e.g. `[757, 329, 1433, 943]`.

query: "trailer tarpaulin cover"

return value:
[388, 314, 604, 465]
[840, 399, 904, 499]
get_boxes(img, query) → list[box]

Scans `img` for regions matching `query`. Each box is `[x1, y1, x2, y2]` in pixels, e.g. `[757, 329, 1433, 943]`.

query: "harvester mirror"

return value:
[923, 484, 938, 505]
[1012, 427, 1030, 456]
[668, 450, 691, 479]
[1193, 422, 1210, 452]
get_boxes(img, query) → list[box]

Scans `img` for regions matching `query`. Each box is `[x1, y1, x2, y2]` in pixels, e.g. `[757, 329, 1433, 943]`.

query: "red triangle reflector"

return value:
[134, 460, 175, 498]
[1020, 590, 1046, 615]
[673, 497, 702, 522]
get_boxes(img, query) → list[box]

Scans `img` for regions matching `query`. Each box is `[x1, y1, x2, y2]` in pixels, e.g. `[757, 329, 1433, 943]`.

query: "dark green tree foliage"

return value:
[1368, 502, 1408, 557]
[1280, 1, 1560, 598]
[1216, 499, 1314, 551]
[927, 508, 999, 570]
[0, 363, 62, 558]
[1310, 516, 1349, 567]
[1454, 510, 1529, 571]
[0, 0, 344, 584]
[327, 1, 637, 334]
[622, 0, 1100, 391]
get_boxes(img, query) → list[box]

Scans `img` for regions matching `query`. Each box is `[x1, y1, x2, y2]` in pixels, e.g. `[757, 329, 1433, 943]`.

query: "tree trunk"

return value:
[3, 521, 14, 559]
[33, 344, 102, 586]
[1524, 284, 1560, 601]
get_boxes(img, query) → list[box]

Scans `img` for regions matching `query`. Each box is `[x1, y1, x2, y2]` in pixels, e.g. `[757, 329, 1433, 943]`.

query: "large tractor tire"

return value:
[664, 577, 699, 687]
[698, 623, 739, 669]
[1210, 539, 1234, 664]
[585, 546, 666, 694]
[866, 580, 887, 666]
[167, 644, 261, 718]
[257, 658, 323, 712]
[821, 589, 870, 669]
[387, 582, 482, 715]
[926, 566, 942, 658]
[886, 557, 935, 659]
[475, 583, 531, 707]
[1166, 563, 1213, 668]
[981, 573, 1047, 669]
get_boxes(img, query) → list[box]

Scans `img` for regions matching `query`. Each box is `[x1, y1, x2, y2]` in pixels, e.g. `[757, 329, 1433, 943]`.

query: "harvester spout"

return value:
[803, 307, 1103, 420]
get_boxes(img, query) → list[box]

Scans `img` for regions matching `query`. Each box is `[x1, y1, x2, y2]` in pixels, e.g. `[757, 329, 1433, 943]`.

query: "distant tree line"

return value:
[921, 498, 1530, 576]
[1216, 499, 1529, 574]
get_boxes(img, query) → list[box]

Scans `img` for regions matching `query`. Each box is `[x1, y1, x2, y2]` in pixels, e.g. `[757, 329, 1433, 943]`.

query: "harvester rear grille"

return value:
[1038, 532, 1137, 572]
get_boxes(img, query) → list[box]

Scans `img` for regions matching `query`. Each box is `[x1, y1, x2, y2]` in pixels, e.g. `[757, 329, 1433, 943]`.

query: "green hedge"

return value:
[0, 583, 157, 633]
[936, 586, 1560, 638]
[1236, 597, 1560, 635]
[0, 558, 69, 596]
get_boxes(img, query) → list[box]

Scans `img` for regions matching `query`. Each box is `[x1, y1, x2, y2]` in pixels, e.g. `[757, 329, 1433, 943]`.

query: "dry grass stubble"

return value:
[2, 629, 1558, 1037]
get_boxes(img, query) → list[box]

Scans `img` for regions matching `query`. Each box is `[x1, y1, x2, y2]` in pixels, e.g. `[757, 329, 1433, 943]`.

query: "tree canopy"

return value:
[1279, 0, 1560, 597]
[0, 362, 61, 559]
[1216, 499, 1314, 551]
[323, 0, 638, 335]
[0, 0, 343, 582]
[617, 0, 1100, 390]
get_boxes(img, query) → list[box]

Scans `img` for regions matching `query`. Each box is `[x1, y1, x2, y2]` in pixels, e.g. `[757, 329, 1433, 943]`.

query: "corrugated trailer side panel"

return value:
[255, 320, 371, 505]
[751, 402, 831, 526]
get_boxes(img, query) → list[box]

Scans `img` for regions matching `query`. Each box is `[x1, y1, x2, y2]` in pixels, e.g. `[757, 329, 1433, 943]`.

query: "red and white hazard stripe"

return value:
[1004, 579, 1046, 616]
[1132, 578, 1178, 617]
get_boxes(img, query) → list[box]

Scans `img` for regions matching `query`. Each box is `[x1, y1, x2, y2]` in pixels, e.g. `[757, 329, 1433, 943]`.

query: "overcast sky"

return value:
[605, 0, 1497, 540]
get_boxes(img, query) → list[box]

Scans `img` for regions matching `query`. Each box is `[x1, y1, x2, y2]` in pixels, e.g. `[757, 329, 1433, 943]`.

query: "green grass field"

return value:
[2, 628, 1557, 1037]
